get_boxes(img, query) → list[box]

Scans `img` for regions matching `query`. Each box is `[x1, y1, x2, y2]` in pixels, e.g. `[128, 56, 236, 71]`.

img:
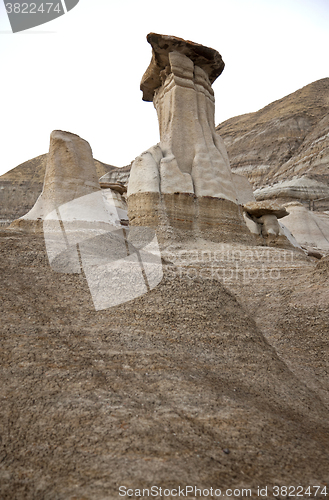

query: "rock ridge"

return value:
[216, 78, 329, 202]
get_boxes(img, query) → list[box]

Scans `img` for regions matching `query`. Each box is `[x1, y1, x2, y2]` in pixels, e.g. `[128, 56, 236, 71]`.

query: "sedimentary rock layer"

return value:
[0, 231, 328, 497]
[99, 164, 131, 187]
[0, 152, 115, 221]
[217, 78, 329, 195]
[282, 203, 329, 252]
[254, 177, 329, 205]
[18, 130, 102, 222]
[128, 192, 254, 245]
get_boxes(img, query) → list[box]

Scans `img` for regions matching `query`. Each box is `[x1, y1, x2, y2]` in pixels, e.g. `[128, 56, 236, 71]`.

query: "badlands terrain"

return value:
[217, 78, 329, 192]
[1, 76, 329, 500]
[2, 78, 329, 222]
[0, 230, 329, 500]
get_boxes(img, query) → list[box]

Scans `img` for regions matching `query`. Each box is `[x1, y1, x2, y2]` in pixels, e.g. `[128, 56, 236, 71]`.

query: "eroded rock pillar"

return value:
[128, 33, 253, 244]
[154, 50, 237, 202]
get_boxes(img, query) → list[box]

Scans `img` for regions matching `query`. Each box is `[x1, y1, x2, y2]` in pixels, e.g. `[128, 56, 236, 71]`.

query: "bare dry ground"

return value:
[0, 230, 328, 500]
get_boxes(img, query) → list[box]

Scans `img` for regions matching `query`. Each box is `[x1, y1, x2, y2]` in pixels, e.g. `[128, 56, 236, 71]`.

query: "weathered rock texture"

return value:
[99, 164, 131, 188]
[254, 177, 329, 207]
[128, 192, 253, 244]
[128, 34, 254, 245]
[241, 201, 297, 248]
[8, 131, 128, 240]
[10, 131, 103, 226]
[243, 201, 288, 219]
[8, 131, 161, 310]
[140, 33, 225, 102]
[282, 202, 329, 253]
[0, 152, 115, 222]
[231, 172, 255, 205]
[101, 188, 128, 222]
[217, 78, 329, 209]
[0, 231, 328, 498]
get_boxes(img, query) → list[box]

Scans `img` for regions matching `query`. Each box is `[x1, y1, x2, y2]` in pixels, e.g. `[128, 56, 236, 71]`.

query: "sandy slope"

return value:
[0, 230, 328, 499]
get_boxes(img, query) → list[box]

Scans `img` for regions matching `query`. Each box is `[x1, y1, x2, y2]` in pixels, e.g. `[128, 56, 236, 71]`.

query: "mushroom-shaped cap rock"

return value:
[243, 201, 289, 219]
[140, 33, 225, 102]
[99, 182, 127, 195]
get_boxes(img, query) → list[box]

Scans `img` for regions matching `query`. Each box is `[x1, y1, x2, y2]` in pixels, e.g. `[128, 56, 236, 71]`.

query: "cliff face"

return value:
[216, 78, 329, 193]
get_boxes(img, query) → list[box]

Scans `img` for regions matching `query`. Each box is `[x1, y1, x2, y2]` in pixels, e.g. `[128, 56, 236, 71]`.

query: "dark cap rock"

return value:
[243, 201, 289, 219]
[141, 33, 225, 102]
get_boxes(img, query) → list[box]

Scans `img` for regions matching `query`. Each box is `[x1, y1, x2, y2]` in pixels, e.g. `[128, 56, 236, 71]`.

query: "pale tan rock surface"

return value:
[231, 172, 255, 204]
[242, 212, 262, 236]
[282, 202, 329, 253]
[254, 176, 329, 204]
[128, 145, 162, 196]
[11, 131, 102, 224]
[257, 214, 282, 237]
[128, 34, 256, 245]
[101, 188, 128, 222]
[8, 131, 123, 244]
[278, 221, 302, 249]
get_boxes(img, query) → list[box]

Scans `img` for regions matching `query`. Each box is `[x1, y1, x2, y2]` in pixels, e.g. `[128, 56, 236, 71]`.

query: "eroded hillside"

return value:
[216, 78, 329, 190]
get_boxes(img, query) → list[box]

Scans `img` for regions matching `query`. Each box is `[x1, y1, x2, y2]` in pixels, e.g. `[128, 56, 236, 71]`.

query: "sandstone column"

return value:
[10, 130, 163, 309]
[128, 33, 253, 244]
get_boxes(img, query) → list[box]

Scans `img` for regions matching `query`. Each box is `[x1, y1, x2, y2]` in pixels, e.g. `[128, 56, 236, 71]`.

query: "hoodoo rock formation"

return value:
[128, 33, 253, 244]
[241, 200, 299, 248]
[9, 131, 130, 229]
[2, 36, 329, 499]
[0, 152, 115, 223]
[9, 131, 122, 232]
[9, 130, 162, 309]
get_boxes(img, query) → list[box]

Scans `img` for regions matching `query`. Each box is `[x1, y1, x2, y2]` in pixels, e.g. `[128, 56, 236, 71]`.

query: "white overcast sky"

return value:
[0, 0, 328, 176]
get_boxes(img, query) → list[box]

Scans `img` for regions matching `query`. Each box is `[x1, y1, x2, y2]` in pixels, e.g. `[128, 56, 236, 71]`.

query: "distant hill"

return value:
[0, 154, 115, 183]
[216, 78, 329, 193]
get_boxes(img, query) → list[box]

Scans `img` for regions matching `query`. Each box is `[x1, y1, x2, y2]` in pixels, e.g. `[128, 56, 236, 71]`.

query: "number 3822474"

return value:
[5, 3, 62, 14]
